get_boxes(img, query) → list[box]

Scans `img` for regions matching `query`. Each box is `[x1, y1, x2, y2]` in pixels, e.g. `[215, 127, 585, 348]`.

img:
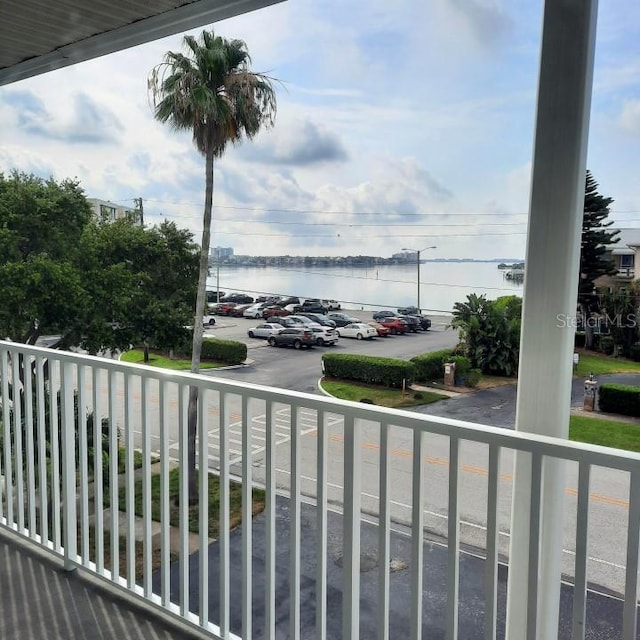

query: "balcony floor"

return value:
[0, 501, 632, 640]
[0, 530, 190, 640]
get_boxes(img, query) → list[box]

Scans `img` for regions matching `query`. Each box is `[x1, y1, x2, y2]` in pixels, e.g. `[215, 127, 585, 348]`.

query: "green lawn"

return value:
[320, 378, 447, 408]
[569, 415, 640, 453]
[118, 467, 264, 538]
[121, 349, 222, 370]
[575, 351, 640, 377]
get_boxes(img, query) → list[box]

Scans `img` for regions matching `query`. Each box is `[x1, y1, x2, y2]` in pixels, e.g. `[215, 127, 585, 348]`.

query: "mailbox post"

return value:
[583, 374, 598, 412]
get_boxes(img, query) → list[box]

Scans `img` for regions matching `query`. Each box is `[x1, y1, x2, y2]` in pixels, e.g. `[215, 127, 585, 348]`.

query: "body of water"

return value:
[207, 262, 524, 315]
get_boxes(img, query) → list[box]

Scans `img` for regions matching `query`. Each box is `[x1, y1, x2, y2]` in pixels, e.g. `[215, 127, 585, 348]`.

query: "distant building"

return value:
[88, 198, 142, 226]
[211, 246, 234, 260]
[595, 227, 640, 291]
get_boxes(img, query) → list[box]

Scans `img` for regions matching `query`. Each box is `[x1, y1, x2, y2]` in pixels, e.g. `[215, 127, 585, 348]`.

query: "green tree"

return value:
[149, 30, 277, 501]
[579, 171, 619, 349]
[451, 294, 522, 376]
[77, 219, 199, 355]
[0, 172, 199, 352]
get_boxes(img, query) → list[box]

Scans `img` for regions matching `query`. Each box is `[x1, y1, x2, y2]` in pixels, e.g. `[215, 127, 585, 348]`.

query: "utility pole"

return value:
[133, 197, 144, 227]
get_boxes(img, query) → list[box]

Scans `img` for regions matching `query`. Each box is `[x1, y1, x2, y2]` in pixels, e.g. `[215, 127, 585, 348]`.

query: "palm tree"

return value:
[149, 30, 277, 501]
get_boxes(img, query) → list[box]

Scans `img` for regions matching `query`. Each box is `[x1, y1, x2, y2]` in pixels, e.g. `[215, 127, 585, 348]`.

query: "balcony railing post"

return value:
[507, 0, 598, 637]
[61, 361, 77, 571]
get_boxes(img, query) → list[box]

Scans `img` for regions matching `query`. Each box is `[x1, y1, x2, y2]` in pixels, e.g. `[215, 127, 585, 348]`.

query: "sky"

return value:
[1, 0, 639, 261]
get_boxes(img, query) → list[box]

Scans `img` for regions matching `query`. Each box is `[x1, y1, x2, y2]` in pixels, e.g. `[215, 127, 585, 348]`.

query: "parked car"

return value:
[379, 317, 408, 335]
[206, 290, 225, 304]
[287, 315, 323, 327]
[372, 310, 398, 321]
[327, 312, 361, 327]
[262, 306, 291, 319]
[297, 312, 336, 327]
[322, 299, 341, 310]
[396, 314, 420, 332]
[284, 304, 302, 314]
[247, 323, 284, 339]
[269, 316, 312, 328]
[203, 313, 216, 327]
[243, 303, 267, 319]
[398, 305, 420, 315]
[300, 300, 327, 314]
[230, 303, 253, 317]
[368, 321, 390, 337]
[310, 326, 339, 346]
[414, 315, 432, 331]
[220, 293, 254, 304]
[336, 322, 378, 340]
[268, 327, 315, 349]
[277, 296, 301, 307]
[212, 301, 236, 315]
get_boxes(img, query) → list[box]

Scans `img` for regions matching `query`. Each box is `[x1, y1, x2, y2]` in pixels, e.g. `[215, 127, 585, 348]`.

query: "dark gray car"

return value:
[268, 328, 315, 349]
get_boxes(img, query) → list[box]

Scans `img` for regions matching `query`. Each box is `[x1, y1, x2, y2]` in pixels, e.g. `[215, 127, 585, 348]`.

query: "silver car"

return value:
[247, 323, 285, 339]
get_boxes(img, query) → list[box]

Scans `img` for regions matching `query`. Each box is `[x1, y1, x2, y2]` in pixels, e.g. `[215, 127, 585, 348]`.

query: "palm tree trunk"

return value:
[187, 149, 214, 504]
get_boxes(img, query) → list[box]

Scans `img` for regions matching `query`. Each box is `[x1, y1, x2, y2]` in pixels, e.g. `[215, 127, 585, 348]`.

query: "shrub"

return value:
[599, 383, 640, 417]
[410, 349, 453, 382]
[464, 368, 482, 388]
[599, 335, 615, 356]
[201, 338, 247, 364]
[451, 355, 471, 379]
[322, 353, 415, 388]
[630, 344, 640, 362]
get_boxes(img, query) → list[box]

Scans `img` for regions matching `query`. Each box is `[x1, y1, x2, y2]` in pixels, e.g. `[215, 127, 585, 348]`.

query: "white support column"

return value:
[506, 1, 599, 638]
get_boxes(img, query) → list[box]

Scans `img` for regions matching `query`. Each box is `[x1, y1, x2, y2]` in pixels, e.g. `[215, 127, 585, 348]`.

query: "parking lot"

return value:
[204, 310, 458, 393]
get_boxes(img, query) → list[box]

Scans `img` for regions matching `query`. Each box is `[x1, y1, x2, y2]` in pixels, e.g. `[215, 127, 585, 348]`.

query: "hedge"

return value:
[599, 383, 640, 417]
[410, 349, 454, 382]
[322, 353, 415, 388]
[201, 338, 247, 365]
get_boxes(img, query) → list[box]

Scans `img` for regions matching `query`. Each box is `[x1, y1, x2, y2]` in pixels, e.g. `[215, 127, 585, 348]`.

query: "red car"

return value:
[368, 321, 391, 337]
[262, 306, 291, 319]
[379, 317, 407, 335]
[213, 301, 237, 315]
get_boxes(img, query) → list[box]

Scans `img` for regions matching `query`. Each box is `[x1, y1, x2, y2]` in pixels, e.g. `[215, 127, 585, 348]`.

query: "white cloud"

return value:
[618, 99, 640, 134]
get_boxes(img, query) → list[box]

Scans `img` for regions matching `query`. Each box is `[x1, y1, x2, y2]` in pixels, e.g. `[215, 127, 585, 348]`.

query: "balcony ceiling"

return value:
[0, 0, 283, 86]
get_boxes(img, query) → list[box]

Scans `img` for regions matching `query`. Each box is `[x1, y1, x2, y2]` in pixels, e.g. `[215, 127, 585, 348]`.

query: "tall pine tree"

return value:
[579, 171, 618, 349]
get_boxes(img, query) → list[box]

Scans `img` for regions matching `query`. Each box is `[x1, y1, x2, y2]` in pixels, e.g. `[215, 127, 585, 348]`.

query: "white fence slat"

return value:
[242, 395, 252, 639]
[290, 405, 301, 640]
[265, 400, 277, 640]
[316, 410, 328, 640]
[342, 414, 361, 640]
[526, 453, 543, 640]
[623, 470, 640, 639]
[484, 445, 500, 640]
[198, 387, 209, 628]
[571, 462, 591, 640]
[447, 438, 460, 640]
[378, 422, 390, 640]
[410, 429, 425, 640]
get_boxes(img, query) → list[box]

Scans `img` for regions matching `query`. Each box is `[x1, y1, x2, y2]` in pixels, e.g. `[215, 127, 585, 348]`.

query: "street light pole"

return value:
[402, 245, 436, 312]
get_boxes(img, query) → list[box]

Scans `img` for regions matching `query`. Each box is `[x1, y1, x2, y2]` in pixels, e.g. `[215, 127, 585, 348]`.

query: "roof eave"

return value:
[0, 0, 284, 87]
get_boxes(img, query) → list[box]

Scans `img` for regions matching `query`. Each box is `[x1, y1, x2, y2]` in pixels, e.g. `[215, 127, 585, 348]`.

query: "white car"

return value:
[310, 326, 339, 346]
[203, 314, 216, 327]
[322, 299, 341, 310]
[287, 315, 322, 328]
[247, 323, 285, 339]
[336, 322, 378, 340]
[243, 303, 267, 319]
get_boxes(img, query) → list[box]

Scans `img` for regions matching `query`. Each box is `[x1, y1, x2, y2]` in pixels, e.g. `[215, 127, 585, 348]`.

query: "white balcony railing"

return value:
[1, 340, 640, 639]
